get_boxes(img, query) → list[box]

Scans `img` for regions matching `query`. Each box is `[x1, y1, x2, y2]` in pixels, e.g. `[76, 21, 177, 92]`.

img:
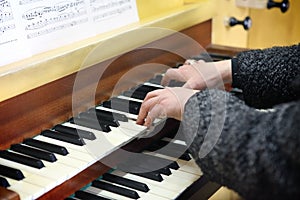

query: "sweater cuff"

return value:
[231, 57, 239, 88]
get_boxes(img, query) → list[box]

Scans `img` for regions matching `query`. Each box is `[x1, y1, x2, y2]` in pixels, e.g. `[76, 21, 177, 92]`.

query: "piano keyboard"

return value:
[0, 73, 195, 200]
[66, 137, 202, 200]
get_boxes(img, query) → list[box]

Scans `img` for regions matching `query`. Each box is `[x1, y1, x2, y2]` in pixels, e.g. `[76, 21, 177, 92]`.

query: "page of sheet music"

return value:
[0, 0, 30, 66]
[0, 0, 139, 66]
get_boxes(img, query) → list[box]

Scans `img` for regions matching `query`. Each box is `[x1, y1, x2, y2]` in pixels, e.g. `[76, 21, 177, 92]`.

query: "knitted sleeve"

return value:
[231, 43, 300, 108]
[182, 89, 300, 200]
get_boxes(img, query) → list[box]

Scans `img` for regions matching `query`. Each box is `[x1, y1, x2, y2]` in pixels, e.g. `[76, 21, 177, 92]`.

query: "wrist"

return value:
[216, 59, 232, 84]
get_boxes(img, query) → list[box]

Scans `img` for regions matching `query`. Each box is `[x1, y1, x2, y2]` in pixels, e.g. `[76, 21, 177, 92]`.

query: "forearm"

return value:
[182, 89, 300, 200]
[231, 43, 300, 108]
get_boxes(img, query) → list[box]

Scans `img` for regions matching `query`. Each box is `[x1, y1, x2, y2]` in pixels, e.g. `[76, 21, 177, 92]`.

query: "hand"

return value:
[161, 59, 232, 90]
[136, 87, 196, 127]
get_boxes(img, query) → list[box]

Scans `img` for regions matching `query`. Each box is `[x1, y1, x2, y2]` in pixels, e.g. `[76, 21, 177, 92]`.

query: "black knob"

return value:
[267, 0, 289, 13]
[227, 16, 252, 31]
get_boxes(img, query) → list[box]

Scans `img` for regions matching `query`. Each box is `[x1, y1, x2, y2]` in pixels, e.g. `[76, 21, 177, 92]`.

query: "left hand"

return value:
[136, 87, 196, 127]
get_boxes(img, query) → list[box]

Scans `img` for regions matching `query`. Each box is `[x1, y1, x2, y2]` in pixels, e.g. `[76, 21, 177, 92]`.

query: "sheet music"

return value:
[15, 0, 94, 54]
[90, 0, 139, 34]
[0, 0, 139, 67]
[0, 0, 30, 66]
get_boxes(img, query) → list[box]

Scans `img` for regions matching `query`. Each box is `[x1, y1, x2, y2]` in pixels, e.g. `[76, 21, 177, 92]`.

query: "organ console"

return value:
[0, 1, 244, 199]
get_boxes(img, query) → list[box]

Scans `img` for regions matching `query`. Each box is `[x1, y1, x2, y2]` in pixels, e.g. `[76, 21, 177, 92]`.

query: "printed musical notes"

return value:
[0, 0, 30, 66]
[16, 0, 92, 53]
[0, 0, 13, 23]
[0, 0, 139, 67]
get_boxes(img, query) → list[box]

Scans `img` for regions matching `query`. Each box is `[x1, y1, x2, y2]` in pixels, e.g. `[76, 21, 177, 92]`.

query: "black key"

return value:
[75, 190, 110, 200]
[133, 171, 163, 182]
[121, 158, 171, 176]
[168, 80, 185, 87]
[154, 167, 171, 176]
[122, 90, 146, 100]
[10, 144, 57, 162]
[23, 138, 68, 155]
[146, 140, 191, 161]
[139, 153, 179, 170]
[103, 173, 149, 192]
[41, 129, 85, 146]
[123, 84, 161, 100]
[133, 84, 160, 94]
[102, 97, 141, 115]
[0, 151, 44, 169]
[92, 180, 140, 199]
[148, 75, 162, 85]
[69, 117, 111, 133]
[88, 108, 128, 122]
[179, 152, 192, 161]
[0, 176, 10, 188]
[79, 112, 119, 127]
[0, 164, 24, 180]
[54, 124, 96, 140]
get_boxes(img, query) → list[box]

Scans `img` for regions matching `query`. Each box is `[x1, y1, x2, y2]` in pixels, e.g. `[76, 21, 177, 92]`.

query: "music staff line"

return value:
[22, 0, 86, 20]
[0, 0, 14, 24]
[19, 0, 44, 5]
[93, 5, 132, 22]
[26, 17, 88, 39]
[25, 9, 87, 30]
[0, 23, 15, 34]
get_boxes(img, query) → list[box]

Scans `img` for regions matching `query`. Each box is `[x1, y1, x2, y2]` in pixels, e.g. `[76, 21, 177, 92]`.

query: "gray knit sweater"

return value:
[182, 44, 300, 200]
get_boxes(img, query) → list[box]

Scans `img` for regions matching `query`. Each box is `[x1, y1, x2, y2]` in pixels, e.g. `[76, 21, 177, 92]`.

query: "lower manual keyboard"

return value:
[66, 138, 202, 200]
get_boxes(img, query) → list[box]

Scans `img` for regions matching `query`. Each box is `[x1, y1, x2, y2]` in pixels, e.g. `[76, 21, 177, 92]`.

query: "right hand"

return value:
[161, 59, 232, 90]
[136, 87, 196, 127]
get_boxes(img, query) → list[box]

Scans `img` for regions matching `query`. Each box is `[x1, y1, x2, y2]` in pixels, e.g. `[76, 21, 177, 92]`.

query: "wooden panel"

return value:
[0, 188, 20, 200]
[212, 0, 249, 48]
[136, 0, 184, 19]
[248, 0, 300, 48]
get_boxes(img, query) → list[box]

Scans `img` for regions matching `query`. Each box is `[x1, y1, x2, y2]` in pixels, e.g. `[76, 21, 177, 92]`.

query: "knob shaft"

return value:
[267, 0, 289, 13]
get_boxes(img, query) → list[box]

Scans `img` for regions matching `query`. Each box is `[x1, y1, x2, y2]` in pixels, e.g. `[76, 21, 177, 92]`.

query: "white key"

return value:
[96, 106, 138, 120]
[118, 120, 147, 134]
[34, 135, 96, 163]
[20, 143, 88, 171]
[117, 95, 143, 103]
[115, 94, 166, 126]
[145, 151, 202, 176]
[4, 176, 33, 199]
[63, 121, 149, 157]
[0, 157, 65, 186]
[86, 186, 134, 200]
[143, 82, 164, 88]
[111, 170, 186, 199]
[85, 182, 169, 200]
[62, 123, 136, 158]
[6, 178, 35, 200]
[0, 161, 52, 199]
[7, 149, 81, 180]
[96, 106, 165, 129]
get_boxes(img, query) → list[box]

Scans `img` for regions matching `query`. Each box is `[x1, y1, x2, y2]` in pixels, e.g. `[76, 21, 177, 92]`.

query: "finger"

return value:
[144, 104, 165, 127]
[161, 68, 185, 86]
[184, 59, 197, 65]
[142, 89, 161, 102]
[182, 81, 192, 89]
[136, 96, 159, 125]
